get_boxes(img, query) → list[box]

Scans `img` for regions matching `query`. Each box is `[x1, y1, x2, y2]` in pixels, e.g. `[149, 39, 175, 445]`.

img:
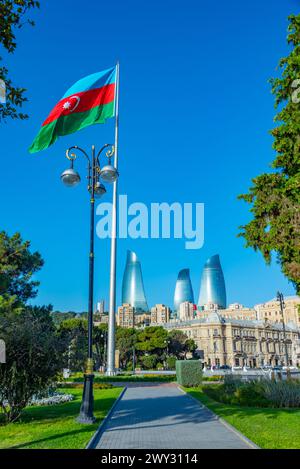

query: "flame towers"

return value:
[121, 250, 148, 312]
[198, 254, 226, 309]
[174, 268, 194, 312]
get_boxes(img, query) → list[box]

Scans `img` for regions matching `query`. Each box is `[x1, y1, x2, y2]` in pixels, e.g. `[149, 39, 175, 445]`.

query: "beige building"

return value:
[196, 303, 257, 321]
[94, 312, 109, 326]
[215, 303, 257, 321]
[117, 303, 135, 328]
[255, 296, 300, 327]
[150, 304, 170, 324]
[135, 312, 151, 327]
[117, 303, 150, 328]
[164, 312, 300, 367]
[179, 301, 195, 321]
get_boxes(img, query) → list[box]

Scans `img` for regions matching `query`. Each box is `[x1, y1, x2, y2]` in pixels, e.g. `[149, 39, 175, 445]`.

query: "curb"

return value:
[85, 386, 127, 449]
[178, 386, 259, 450]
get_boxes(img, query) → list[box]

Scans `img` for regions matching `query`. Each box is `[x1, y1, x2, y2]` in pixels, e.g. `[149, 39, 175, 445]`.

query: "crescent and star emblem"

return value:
[62, 95, 80, 112]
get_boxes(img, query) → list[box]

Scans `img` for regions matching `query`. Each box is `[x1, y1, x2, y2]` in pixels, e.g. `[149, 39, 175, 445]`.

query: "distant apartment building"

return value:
[117, 303, 135, 328]
[117, 303, 151, 328]
[179, 301, 195, 321]
[97, 300, 105, 315]
[255, 296, 300, 327]
[163, 312, 300, 367]
[150, 304, 170, 324]
[135, 312, 151, 327]
[94, 312, 109, 326]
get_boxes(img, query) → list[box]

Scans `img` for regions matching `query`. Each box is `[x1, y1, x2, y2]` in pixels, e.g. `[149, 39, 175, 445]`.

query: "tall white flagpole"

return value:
[106, 62, 120, 376]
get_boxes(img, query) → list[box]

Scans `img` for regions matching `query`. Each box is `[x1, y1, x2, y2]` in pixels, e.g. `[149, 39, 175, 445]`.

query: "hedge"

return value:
[176, 360, 202, 387]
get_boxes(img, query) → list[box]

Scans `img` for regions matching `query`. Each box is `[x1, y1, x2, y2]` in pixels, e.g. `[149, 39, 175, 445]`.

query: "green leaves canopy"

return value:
[239, 14, 300, 293]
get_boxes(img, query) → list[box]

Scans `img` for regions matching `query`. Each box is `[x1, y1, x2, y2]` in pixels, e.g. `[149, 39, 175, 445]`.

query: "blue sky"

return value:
[1, 0, 299, 312]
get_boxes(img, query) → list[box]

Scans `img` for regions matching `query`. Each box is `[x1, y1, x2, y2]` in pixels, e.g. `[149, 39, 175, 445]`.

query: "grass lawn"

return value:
[185, 387, 300, 449]
[0, 386, 122, 449]
[67, 372, 175, 383]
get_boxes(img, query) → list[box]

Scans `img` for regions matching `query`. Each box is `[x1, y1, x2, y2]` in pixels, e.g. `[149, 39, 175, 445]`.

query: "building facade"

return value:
[179, 301, 195, 321]
[173, 268, 194, 313]
[198, 254, 226, 310]
[255, 296, 300, 327]
[150, 304, 171, 324]
[117, 303, 151, 328]
[121, 250, 148, 312]
[202, 303, 257, 321]
[164, 312, 299, 367]
[117, 303, 135, 328]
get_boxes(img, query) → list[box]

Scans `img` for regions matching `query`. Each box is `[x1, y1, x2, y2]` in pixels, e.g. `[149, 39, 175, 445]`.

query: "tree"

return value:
[238, 14, 300, 293]
[0, 0, 40, 121]
[0, 231, 43, 304]
[57, 318, 106, 371]
[184, 338, 197, 358]
[168, 329, 188, 358]
[116, 327, 136, 369]
[135, 326, 168, 354]
[0, 304, 64, 423]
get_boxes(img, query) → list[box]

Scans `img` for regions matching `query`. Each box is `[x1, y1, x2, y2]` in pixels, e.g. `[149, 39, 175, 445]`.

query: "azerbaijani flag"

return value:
[29, 66, 116, 153]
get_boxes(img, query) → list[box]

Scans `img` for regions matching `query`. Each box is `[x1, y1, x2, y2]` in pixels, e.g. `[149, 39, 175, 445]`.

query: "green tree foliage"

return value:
[0, 304, 64, 423]
[114, 326, 198, 370]
[135, 326, 168, 354]
[51, 311, 77, 326]
[238, 15, 300, 293]
[168, 329, 188, 358]
[57, 318, 106, 371]
[139, 354, 158, 370]
[0, 0, 40, 121]
[0, 231, 43, 304]
[116, 327, 136, 369]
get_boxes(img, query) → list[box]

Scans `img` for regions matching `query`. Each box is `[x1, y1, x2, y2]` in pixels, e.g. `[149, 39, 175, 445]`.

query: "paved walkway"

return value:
[95, 384, 255, 449]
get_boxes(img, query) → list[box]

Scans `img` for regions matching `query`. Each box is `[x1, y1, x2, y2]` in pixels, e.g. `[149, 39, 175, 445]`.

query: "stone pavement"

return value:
[95, 383, 255, 449]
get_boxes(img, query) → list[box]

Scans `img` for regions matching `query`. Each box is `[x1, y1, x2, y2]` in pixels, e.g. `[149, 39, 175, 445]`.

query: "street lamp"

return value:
[101, 330, 108, 370]
[61, 143, 118, 424]
[277, 291, 290, 378]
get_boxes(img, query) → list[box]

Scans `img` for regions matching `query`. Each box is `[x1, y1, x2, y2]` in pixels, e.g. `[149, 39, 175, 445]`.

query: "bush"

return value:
[204, 377, 300, 408]
[0, 305, 64, 423]
[263, 380, 300, 408]
[203, 382, 269, 407]
[223, 374, 243, 394]
[232, 382, 269, 407]
[176, 360, 202, 387]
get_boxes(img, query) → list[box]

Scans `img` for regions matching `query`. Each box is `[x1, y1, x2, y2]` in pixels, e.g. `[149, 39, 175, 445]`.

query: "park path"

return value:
[94, 383, 256, 449]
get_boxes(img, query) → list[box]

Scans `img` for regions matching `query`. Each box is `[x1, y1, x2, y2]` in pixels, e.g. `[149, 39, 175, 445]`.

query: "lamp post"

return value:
[277, 291, 290, 377]
[101, 330, 108, 370]
[60, 143, 119, 424]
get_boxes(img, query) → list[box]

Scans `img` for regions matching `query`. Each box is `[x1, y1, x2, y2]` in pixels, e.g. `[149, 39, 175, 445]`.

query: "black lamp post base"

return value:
[77, 374, 96, 424]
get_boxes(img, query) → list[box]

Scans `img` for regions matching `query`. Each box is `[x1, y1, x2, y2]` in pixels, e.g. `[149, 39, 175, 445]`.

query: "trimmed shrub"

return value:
[176, 360, 202, 387]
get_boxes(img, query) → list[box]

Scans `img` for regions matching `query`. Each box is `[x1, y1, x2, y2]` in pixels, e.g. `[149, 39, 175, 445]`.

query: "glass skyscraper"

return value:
[121, 250, 148, 312]
[173, 268, 194, 312]
[197, 254, 226, 309]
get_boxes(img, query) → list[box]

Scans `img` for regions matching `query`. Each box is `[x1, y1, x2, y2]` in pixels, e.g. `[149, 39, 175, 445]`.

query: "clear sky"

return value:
[1, 0, 299, 312]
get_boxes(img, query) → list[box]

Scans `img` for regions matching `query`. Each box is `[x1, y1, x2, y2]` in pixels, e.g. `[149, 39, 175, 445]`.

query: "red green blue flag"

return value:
[29, 66, 116, 153]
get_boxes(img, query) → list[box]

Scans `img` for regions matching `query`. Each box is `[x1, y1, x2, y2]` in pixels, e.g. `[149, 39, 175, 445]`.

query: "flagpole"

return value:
[106, 62, 120, 376]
